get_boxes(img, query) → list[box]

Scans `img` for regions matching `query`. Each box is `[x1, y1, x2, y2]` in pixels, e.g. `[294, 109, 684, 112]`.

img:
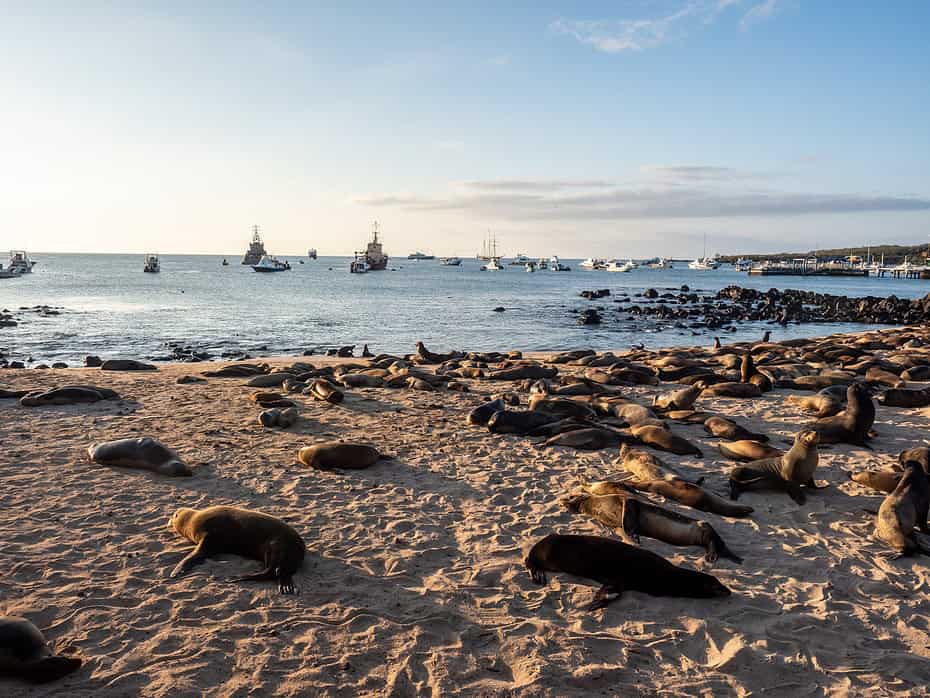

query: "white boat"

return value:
[580, 258, 606, 270]
[647, 257, 673, 269]
[439, 256, 461, 266]
[550, 256, 570, 271]
[525, 262, 536, 272]
[408, 251, 435, 260]
[605, 259, 633, 272]
[626, 259, 639, 269]
[9, 251, 36, 274]
[143, 253, 160, 273]
[688, 257, 718, 270]
[537, 258, 549, 270]
[0, 263, 21, 279]
[510, 253, 530, 265]
[308, 248, 317, 260]
[481, 258, 503, 271]
[252, 255, 291, 272]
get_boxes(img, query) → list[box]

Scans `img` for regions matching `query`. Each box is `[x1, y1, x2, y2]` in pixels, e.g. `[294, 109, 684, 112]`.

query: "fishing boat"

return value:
[252, 255, 290, 272]
[357, 221, 388, 270]
[550, 256, 570, 271]
[439, 256, 462, 266]
[143, 253, 160, 273]
[407, 251, 435, 260]
[605, 259, 633, 272]
[350, 254, 370, 274]
[241, 226, 267, 265]
[0, 263, 20, 279]
[510, 253, 530, 266]
[8, 251, 36, 274]
[308, 248, 317, 260]
[580, 258, 606, 270]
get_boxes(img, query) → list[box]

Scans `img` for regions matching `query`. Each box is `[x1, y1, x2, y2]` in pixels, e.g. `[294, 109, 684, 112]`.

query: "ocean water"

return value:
[2, 253, 929, 365]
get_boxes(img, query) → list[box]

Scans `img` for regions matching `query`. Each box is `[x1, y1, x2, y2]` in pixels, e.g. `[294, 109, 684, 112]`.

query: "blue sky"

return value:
[2, 1, 928, 257]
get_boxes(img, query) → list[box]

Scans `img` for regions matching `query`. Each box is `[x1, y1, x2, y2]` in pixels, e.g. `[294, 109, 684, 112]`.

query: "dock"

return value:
[876, 266, 930, 280]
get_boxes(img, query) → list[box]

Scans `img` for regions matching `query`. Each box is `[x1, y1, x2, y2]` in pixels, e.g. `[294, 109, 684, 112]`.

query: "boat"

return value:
[550, 256, 570, 271]
[0, 263, 20, 279]
[251, 255, 290, 272]
[8, 251, 36, 274]
[537, 258, 549, 270]
[733, 257, 753, 272]
[439, 256, 462, 266]
[477, 231, 495, 261]
[350, 254, 370, 274]
[143, 253, 160, 273]
[688, 234, 719, 270]
[646, 257, 673, 269]
[510, 253, 530, 266]
[241, 225, 267, 265]
[580, 258, 606, 270]
[357, 221, 388, 270]
[605, 259, 633, 272]
[525, 261, 536, 272]
[479, 234, 503, 271]
[308, 248, 317, 260]
[626, 259, 639, 269]
[407, 251, 435, 260]
[222, 258, 229, 266]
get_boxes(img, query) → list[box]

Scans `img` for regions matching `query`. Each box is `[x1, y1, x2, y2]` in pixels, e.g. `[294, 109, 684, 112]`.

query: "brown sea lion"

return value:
[488, 365, 558, 381]
[100, 359, 157, 371]
[87, 437, 192, 476]
[542, 427, 635, 450]
[700, 382, 762, 398]
[19, 386, 120, 407]
[728, 429, 822, 504]
[467, 398, 507, 426]
[0, 616, 82, 684]
[308, 379, 344, 404]
[875, 461, 930, 558]
[879, 387, 930, 408]
[617, 444, 700, 482]
[297, 442, 384, 469]
[526, 417, 596, 438]
[666, 410, 714, 424]
[898, 447, 930, 472]
[487, 410, 559, 435]
[528, 395, 597, 420]
[250, 392, 296, 408]
[415, 341, 462, 364]
[168, 506, 306, 594]
[259, 407, 299, 429]
[703, 416, 768, 442]
[718, 440, 784, 462]
[246, 373, 295, 388]
[590, 480, 754, 518]
[524, 533, 730, 610]
[652, 386, 700, 412]
[631, 425, 703, 457]
[563, 493, 741, 563]
[809, 383, 875, 447]
[865, 367, 905, 388]
[787, 386, 846, 418]
[850, 470, 901, 494]
[0, 388, 31, 399]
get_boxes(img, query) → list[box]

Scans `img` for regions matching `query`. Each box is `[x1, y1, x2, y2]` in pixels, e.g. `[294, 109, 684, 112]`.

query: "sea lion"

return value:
[865, 366, 905, 389]
[0, 388, 32, 399]
[787, 387, 846, 418]
[246, 373, 295, 388]
[850, 470, 901, 494]
[176, 375, 207, 384]
[898, 447, 930, 472]
[19, 385, 119, 407]
[87, 437, 192, 476]
[488, 365, 557, 381]
[728, 429, 822, 504]
[631, 425, 703, 457]
[202, 363, 267, 378]
[542, 427, 635, 450]
[100, 359, 157, 371]
[528, 396, 597, 420]
[563, 493, 741, 563]
[297, 442, 383, 469]
[879, 387, 930, 408]
[0, 616, 82, 684]
[168, 505, 306, 594]
[590, 480, 754, 518]
[700, 382, 762, 398]
[259, 407, 299, 429]
[617, 444, 701, 483]
[718, 440, 784, 462]
[415, 341, 462, 364]
[652, 386, 701, 412]
[486, 410, 559, 435]
[809, 383, 875, 447]
[875, 461, 930, 558]
[526, 417, 595, 438]
[250, 391, 296, 408]
[740, 352, 755, 383]
[308, 379, 344, 404]
[703, 416, 768, 442]
[467, 398, 506, 426]
[339, 373, 383, 388]
[666, 410, 714, 424]
[524, 534, 730, 610]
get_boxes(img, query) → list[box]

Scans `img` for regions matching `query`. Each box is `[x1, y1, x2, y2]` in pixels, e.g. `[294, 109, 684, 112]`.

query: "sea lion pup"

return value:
[631, 425, 703, 457]
[168, 506, 306, 594]
[618, 444, 702, 484]
[652, 386, 701, 412]
[787, 385, 847, 418]
[875, 461, 930, 558]
[589, 480, 754, 518]
[542, 427, 636, 451]
[809, 383, 875, 447]
[308, 379, 344, 404]
[562, 493, 742, 563]
[703, 416, 768, 442]
[718, 440, 784, 462]
[87, 437, 192, 476]
[297, 442, 384, 470]
[700, 382, 762, 399]
[525, 534, 730, 610]
[879, 387, 930, 408]
[850, 470, 901, 494]
[728, 429, 822, 505]
[19, 385, 119, 407]
[898, 447, 930, 472]
[528, 396, 597, 420]
[486, 410, 559, 435]
[467, 398, 506, 426]
[0, 617, 82, 684]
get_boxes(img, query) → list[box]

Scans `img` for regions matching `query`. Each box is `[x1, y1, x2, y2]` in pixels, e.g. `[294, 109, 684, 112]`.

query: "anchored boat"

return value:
[356, 221, 388, 270]
[439, 256, 462, 266]
[8, 251, 36, 274]
[143, 253, 160, 273]
[252, 255, 290, 272]
[242, 226, 267, 265]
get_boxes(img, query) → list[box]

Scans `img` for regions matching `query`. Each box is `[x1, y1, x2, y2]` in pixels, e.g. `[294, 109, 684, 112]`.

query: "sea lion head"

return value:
[158, 460, 193, 477]
[798, 429, 819, 448]
[168, 508, 197, 538]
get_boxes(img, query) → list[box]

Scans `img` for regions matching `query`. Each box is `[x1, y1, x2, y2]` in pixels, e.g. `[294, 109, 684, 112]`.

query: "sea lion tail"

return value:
[17, 656, 82, 684]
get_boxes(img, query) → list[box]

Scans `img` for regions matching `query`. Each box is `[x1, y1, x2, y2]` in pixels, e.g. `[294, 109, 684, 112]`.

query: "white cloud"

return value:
[741, 0, 782, 28]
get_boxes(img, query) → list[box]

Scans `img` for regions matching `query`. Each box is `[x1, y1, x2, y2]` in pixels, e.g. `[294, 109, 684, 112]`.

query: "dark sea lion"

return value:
[718, 440, 784, 462]
[246, 372, 295, 388]
[748, 372, 773, 392]
[0, 616, 82, 684]
[850, 470, 901, 494]
[259, 407, 299, 428]
[486, 410, 559, 435]
[563, 493, 741, 563]
[176, 375, 207, 384]
[308, 379, 345, 404]
[591, 479, 754, 518]
[297, 442, 383, 469]
[652, 386, 701, 412]
[466, 398, 506, 426]
[528, 395, 597, 420]
[809, 383, 875, 447]
[100, 359, 157, 371]
[19, 386, 118, 407]
[415, 341, 462, 364]
[879, 387, 930, 408]
[875, 461, 930, 558]
[526, 417, 595, 438]
[0, 388, 31, 399]
[703, 416, 768, 442]
[700, 382, 762, 398]
[740, 352, 755, 383]
[618, 444, 700, 482]
[728, 429, 821, 504]
[168, 505, 306, 594]
[903, 366, 930, 381]
[87, 437, 192, 476]
[203, 364, 267, 378]
[631, 425, 703, 457]
[488, 365, 558, 381]
[250, 391, 296, 408]
[898, 447, 930, 472]
[525, 534, 730, 610]
[542, 427, 634, 450]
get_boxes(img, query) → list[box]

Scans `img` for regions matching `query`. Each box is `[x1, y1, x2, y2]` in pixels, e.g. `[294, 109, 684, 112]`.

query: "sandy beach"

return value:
[3, 330, 930, 697]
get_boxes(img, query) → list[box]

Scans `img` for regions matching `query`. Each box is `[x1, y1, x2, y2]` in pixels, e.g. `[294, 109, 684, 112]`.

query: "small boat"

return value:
[222, 258, 229, 266]
[605, 259, 633, 272]
[525, 261, 536, 272]
[0, 263, 21, 279]
[350, 254, 370, 274]
[408, 251, 435, 260]
[550, 256, 570, 271]
[646, 257, 673, 269]
[143, 253, 160, 273]
[537, 258, 549, 270]
[8, 251, 36, 274]
[733, 257, 753, 272]
[252, 255, 290, 272]
[440, 256, 462, 266]
[689, 234, 719, 270]
[308, 248, 317, 260]
[626, 259, 639, 269]
[481, 257, 503, 271]
[580, 258, 605, 270]
[510, 253, 530, 266]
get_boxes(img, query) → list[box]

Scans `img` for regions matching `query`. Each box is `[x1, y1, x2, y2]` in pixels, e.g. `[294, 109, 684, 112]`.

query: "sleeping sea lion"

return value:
[728, 429, 821, 504]
[850, 470, 901, 494]
[617, 444, 700, 483]
[542, 427, 635, 450]
[589, 480, 754, 518]
[526, 417, 596, 438]
[524, 533, 730, 610]
[87, 437, 192, 476]
[0, 616, 82, 684]
[700, 382, 762, 398]
[487, 410, 559, 435]
[528, 396, 597, 420]
[308, 379, 344, 404]
[809, 383, 875, 447]
[488, 365, 558, 381]
[879, 387, 930, 408]
[652, 386, 700, 412]
[718, 440, 784, 462]
[19, 386, 119, 407]
[787, 386, 846, 418]
[631, 425, 703, 457]
[467, 398, 506, 426]
[703, 416, 768, 442]
[563, 492, 741, 563]
[297, 442, 384, 469]
[168, 505, 306, 594]
[875, 461, 930, 558]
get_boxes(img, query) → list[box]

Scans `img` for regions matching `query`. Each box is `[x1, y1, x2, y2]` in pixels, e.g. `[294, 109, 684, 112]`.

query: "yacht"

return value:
[439, 256, 462, 266]
[308, 248, 317, 260]
[510, 253, 530, 266]
[688, 257, 719, 270]
[646, 257, 673, 269]
[408, 251, 435, 260]
[143, 253, 160, 273]
[241, 226, 267, 265]
[550, 256, 570, 271]
[8, 251, 36, 274]
[626, 259, 639, 269]
[481, 258, 503, 271]
[252, 255, 291, 272]
[580, 258, 605, 270]
[0, 263, 20, 279]
[357, 221, 388, 270]
[605, 259, 633, 272]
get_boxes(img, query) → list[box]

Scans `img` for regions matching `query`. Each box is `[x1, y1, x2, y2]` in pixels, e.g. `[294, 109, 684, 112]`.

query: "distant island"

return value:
[720, 243, 930, 265]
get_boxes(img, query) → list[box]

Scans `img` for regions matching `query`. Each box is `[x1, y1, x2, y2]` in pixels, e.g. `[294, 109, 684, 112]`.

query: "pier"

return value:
[747, 260, 868, 277]
[876, 266, 930, 280]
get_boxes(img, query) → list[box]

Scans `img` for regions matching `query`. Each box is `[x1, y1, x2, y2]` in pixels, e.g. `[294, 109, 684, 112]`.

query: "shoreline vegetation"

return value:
[720, 243, 930, 265]
[3, 325, 930, 694]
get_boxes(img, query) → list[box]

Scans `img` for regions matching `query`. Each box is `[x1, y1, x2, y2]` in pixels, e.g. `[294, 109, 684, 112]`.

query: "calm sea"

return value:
[2, 253, 929, 365]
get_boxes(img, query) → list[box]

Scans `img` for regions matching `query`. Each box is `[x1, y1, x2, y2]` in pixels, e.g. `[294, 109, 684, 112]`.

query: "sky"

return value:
[1, 1, 929, 258]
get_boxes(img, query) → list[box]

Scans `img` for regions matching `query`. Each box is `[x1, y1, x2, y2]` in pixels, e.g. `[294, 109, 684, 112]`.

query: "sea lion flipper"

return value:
[787, 483, 806, 505]
[170, 539, 211, 578]
[728, 480, 742, 501]
[587, 584, 623, 611]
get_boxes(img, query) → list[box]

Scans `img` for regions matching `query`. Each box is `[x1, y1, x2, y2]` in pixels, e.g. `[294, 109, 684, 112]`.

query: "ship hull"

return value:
[367, 257, 388, 270]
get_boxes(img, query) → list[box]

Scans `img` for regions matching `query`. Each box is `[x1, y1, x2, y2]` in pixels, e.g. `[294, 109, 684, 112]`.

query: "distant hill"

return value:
[720, 243, 930, 265]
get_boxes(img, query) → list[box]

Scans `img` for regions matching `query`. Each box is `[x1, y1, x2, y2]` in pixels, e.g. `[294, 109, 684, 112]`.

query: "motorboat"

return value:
[407, 251, 435, 260]
[357, 221, 388, 270]
[626, 259, 639, 269]
[308, 248, 317, 260]
[252, 255, 291, 272]
[605, 259, 633, 272]
[439, 256, 462, 266]
[0, 263, 20, 279]
[646, 257, 673, 269]
[143, 253, 160, 273]
[733, 257, 753, 272]
[481, 257, 503, 271]
[510, 253, 530, 265]
[580, 258, 606, 270]
[8, 251, 36, 274]
[550, 256, 570, 271]
[350, 254, 370, 273]
[525, 261, 536, 272]
[537, 258, 549, 270]
[688, 257, 719, 270]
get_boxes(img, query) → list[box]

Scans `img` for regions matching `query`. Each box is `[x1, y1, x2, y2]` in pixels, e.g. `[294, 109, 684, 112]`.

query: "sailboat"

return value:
[480, 232, 503, 271]
[688, 234, 719, 270]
